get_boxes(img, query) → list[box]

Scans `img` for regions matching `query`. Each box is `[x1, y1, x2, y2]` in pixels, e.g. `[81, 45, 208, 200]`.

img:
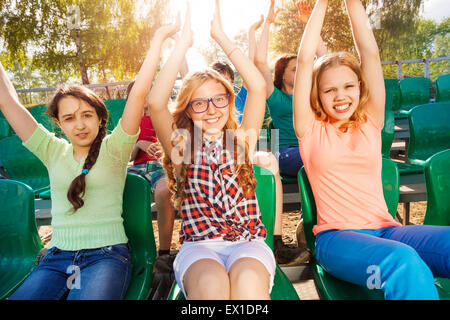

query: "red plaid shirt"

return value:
[179, 135, 267, 244]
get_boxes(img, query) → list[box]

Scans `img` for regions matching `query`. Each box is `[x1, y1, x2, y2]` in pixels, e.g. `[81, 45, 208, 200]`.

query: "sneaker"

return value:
[296, 218, 307, 249]
[153, 253, 176, 274]
[273, 239, 311, 265]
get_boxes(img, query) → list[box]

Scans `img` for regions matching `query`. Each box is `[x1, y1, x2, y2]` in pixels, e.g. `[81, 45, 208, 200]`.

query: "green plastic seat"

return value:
[407, 102, 450, 166]
[384, 79, 400, 111]
[422, 149, 450, 299]
[435, 73, 450, 103]
[168, 166, 299, 300]
[381, 107, 395, 158]
[0, 117, 12, 140]
[0, 180, 43, 299]
[30, 104, 59, 135]
[104, 99, 126, 132]
[297, 158, 399, 299]
[423, 149, 450, 226]
[0, 135, 50, 195]
[122, 173, 157, 300]
[398, 77, 431, 113]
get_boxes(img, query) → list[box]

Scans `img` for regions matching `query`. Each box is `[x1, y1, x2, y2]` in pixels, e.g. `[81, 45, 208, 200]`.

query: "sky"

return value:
[168, 0, 449, 71]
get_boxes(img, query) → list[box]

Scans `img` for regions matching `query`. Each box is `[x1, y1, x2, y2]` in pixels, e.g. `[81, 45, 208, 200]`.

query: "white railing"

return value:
[381, 56, 450, 80]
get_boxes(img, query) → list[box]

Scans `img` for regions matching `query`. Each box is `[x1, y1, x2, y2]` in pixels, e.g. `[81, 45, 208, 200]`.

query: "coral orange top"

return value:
[298, 115, 402, 236]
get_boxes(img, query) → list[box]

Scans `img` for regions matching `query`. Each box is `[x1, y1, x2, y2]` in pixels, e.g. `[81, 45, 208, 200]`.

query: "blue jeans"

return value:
[9, 243, 132, 300]
[277, 146, 303, 177]
[315, 225, 450, 300]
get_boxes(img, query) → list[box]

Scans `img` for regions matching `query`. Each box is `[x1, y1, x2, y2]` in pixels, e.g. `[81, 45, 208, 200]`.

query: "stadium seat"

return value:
[104, 99, 126, 132]
[381, 107, 395, 158]
[0, 117, 12, 140]
[398, 77, 431, 113]
[407, 102, 450, 166]
[384, 78, 400, 111]
[122, 173, 157, 300]
[30, 104, 58, 134]
[0, 135, 50, 195]
[435, 73, 450, 103]
[0, 180, 43, 299]
[168, 166, 300, 300]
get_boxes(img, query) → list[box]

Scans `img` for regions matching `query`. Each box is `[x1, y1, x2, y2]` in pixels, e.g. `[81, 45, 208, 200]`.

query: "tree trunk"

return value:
[75, 29, 89, 85]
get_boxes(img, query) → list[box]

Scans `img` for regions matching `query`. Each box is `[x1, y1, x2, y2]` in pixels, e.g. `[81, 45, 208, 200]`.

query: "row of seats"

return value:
[0, 167, 299, 300]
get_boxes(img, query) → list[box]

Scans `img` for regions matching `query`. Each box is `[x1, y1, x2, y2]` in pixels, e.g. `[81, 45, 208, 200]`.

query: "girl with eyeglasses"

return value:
[147, 1, 275, 300]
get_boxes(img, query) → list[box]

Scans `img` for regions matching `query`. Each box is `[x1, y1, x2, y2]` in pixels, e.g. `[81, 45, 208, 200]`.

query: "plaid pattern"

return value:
[179, 135, 267, 244]
[128, 161, 165, 193]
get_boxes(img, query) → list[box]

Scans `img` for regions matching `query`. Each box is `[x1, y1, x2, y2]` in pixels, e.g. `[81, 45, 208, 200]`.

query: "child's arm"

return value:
[121, 17, 181, 136]
[211, 0, 266, 150]
[254, 0, 280, 99]
[295, 0, 328, 58]
[293, 0, 328, 138]
[0, 63, 38, 142]
[248, 15, 264, 65]
[147, 7, 193, 160]
[345, 0, 384, 127]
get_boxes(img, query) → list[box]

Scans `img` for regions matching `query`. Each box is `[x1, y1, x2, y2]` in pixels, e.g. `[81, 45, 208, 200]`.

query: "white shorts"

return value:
[173, 238, 276, 297]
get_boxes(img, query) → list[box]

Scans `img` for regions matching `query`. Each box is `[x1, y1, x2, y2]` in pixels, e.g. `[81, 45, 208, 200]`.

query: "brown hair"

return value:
[47, 85, 109, 212]
[162, 69, 256, 211]
[211, 61, 235, 83]
[274, 54, 297, 91]
[310, 52, 369, 132]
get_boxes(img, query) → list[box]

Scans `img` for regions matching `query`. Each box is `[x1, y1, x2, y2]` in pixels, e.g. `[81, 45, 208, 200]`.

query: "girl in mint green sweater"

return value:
[0, 21, 181, 300]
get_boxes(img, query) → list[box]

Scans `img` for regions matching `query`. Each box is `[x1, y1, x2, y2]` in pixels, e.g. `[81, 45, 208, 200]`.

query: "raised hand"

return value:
[295, 1, 312, 25]
[154, 13, 181, 42]
[179, 3, 194, 49]
[250, 14, 264, 32]
[266, 0, 281, 24]
[210, 0, 225, 40]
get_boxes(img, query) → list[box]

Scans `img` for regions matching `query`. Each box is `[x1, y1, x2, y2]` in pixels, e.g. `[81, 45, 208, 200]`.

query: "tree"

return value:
[0, 0, 170, 86]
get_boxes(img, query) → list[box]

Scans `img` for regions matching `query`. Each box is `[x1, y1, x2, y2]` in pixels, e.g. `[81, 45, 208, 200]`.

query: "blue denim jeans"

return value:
[277, 146, 303, 177]
[315, 225, 450, 300]
[9, 243, 132, 300]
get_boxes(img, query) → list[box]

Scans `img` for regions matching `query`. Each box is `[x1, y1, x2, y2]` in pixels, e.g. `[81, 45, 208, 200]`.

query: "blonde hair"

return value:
[162, 69, 256, 210]
[310, 52, 369, 132]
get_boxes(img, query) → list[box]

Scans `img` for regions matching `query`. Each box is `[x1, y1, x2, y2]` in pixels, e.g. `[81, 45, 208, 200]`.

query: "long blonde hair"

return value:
[310, 52, 370, 132]
[162, 69, 256, 210]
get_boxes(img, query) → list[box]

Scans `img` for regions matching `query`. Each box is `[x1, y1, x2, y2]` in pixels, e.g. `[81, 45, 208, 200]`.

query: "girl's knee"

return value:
[229, 258, 271, 299]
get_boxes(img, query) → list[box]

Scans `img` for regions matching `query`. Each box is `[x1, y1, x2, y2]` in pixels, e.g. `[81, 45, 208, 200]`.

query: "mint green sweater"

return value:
[24, 120, 139, 250]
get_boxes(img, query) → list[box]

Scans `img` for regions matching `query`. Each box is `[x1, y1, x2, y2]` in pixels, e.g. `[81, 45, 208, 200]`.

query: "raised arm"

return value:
[248, 15, 264, 65]
[345, 0, 384, 127]
[293, 0, 328, 138]
[211, 0, 266, 150]
[0, 63, 38, 141]
[254, 0, 280, 99]
[147, 7, 193, 159]
[121, 16, 181, 136]
[295, 0, 328, 58]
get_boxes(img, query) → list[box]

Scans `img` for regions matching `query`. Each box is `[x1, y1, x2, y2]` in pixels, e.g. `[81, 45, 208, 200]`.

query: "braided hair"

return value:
[47, 85, 109, 212]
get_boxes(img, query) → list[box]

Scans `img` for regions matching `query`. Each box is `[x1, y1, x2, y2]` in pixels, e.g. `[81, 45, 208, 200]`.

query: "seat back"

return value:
[298, 158, 399, 254]
[0, 180, 43, 299]
[399, 77, 431, 111]
[384, 79, 400, 111]
[0, 117, 12, 140]
[381, 108, 395, 158]
[105, 99, 126, 132]
[423, 149, 450, 226]
[122, 173, 157, 300]
[254, 166, 276, 249]
[407, 102, 450, 163]
[30, 104, 58, 134]
[0, 135, 50, 193]
[436, 73, 450, 103]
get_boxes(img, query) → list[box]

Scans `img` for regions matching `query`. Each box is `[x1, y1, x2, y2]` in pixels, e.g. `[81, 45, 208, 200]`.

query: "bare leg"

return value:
[229, 257, 271, 300]
[183, 259, 230, 300]
[154, 178, 175, 251]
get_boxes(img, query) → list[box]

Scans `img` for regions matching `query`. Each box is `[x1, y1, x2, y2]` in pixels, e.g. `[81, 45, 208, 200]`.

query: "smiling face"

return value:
[318, 65, 361, 127]
[186, 79, 230, 137]
[56, 96, 102, 151]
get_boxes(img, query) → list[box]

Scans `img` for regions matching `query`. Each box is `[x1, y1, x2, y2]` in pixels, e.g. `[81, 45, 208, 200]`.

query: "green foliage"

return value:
[0, 0, 170, 86]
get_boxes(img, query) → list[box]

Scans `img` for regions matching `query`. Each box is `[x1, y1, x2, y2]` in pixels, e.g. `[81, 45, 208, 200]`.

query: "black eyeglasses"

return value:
[188, 93, 230, 113]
